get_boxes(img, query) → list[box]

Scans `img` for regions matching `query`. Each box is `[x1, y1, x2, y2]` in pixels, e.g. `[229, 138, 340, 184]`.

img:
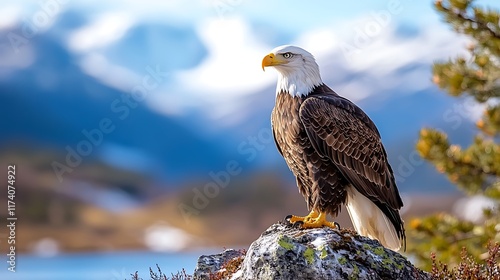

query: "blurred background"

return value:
[0, 0, 498, 279]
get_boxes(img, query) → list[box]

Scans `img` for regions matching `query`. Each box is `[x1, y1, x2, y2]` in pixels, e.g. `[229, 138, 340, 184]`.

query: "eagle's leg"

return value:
[289, 210, 339, 229]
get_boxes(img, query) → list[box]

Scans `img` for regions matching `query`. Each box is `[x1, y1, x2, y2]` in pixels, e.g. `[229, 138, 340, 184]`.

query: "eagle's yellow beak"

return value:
[262, 53, 286, 71]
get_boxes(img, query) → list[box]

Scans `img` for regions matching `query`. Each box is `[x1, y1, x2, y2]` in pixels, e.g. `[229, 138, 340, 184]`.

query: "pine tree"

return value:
[409, 0, 500, 271]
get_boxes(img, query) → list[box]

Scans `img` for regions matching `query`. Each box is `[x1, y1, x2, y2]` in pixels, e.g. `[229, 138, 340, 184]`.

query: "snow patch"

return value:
[67, 12, 134, 53]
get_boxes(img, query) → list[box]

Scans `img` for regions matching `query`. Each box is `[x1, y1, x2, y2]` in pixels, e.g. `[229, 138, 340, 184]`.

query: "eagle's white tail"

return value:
[345, 187, 401, 251]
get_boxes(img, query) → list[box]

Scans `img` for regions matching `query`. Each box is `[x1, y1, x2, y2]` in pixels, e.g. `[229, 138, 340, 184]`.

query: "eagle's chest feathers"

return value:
[273, 92, 304, 139]
[272, 92, 316, 183]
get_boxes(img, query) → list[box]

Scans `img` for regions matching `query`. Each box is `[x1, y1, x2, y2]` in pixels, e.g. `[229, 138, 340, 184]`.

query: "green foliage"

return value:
[433, 0, 500, 103]
[416, 130, 500, 194]
[410, 0, 500, 270]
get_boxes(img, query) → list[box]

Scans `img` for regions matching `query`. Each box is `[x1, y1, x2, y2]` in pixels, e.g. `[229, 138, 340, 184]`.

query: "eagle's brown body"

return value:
[271, 84, 405, 246]
[272, 85, 347, 216]
[263, 45, 405, 250]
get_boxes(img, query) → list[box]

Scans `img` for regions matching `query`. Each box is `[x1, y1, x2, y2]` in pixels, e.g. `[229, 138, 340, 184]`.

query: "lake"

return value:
[0, 250, 212, 280]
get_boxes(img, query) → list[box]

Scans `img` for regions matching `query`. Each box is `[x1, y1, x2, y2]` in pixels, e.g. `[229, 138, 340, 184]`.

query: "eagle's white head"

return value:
[262, 45, 323, 97]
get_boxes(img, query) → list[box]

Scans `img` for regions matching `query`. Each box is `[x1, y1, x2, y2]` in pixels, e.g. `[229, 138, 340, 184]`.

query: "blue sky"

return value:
[7, 0, 497, 28]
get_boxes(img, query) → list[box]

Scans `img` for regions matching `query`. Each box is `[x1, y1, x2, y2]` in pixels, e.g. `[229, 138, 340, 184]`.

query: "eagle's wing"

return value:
[299, 95, 405, 248]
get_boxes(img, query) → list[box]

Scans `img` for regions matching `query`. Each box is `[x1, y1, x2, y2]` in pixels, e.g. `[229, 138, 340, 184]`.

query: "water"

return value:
[0, 250, 207, 280]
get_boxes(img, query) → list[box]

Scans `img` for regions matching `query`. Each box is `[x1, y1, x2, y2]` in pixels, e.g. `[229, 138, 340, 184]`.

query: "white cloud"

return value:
[79, 52, 139, 91]
[106, 0, 211, 22]
[147, 92, 192, 116]
[334, 81, 372, 103]
[339, 23, 466, 74]
[0, 5, 22, 30]
[67, 12, 134, 53]
[175, 17, 274, 101]
[166, 17, 282, 123]
[296, 29, 340, 60]
[312, 22, 468, 102]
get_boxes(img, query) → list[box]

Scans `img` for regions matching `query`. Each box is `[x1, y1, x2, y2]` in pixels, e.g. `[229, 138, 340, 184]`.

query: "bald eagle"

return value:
[262, 45, 405, 251]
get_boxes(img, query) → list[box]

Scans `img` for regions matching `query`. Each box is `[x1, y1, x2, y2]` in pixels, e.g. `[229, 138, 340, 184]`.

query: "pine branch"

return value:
[436, 0, 500, 39]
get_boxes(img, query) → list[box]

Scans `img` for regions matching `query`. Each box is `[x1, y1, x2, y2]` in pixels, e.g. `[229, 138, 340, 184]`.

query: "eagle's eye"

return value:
[282, 52, 294, 59]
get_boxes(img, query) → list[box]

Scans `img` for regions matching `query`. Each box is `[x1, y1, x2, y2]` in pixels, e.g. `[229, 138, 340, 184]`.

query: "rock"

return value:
[193, 249, 245, 280]
[193, 222, 431, 280]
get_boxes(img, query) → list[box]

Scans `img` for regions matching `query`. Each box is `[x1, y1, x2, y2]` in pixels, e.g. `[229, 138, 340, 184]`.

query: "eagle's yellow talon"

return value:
[289, 210, 338, 229]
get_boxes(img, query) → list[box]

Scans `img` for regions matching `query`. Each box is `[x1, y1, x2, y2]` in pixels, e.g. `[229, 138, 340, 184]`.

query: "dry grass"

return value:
[129, 248, 247, 280]
[431, 243, 500, 280]
[129, 265, 192, 280]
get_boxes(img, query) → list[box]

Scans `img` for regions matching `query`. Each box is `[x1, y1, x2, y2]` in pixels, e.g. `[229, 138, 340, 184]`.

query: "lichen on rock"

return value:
[193, 222, 430, 280]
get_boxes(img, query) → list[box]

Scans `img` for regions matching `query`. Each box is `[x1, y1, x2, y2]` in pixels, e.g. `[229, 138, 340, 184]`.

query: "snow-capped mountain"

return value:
[0, 8, 480, 193]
